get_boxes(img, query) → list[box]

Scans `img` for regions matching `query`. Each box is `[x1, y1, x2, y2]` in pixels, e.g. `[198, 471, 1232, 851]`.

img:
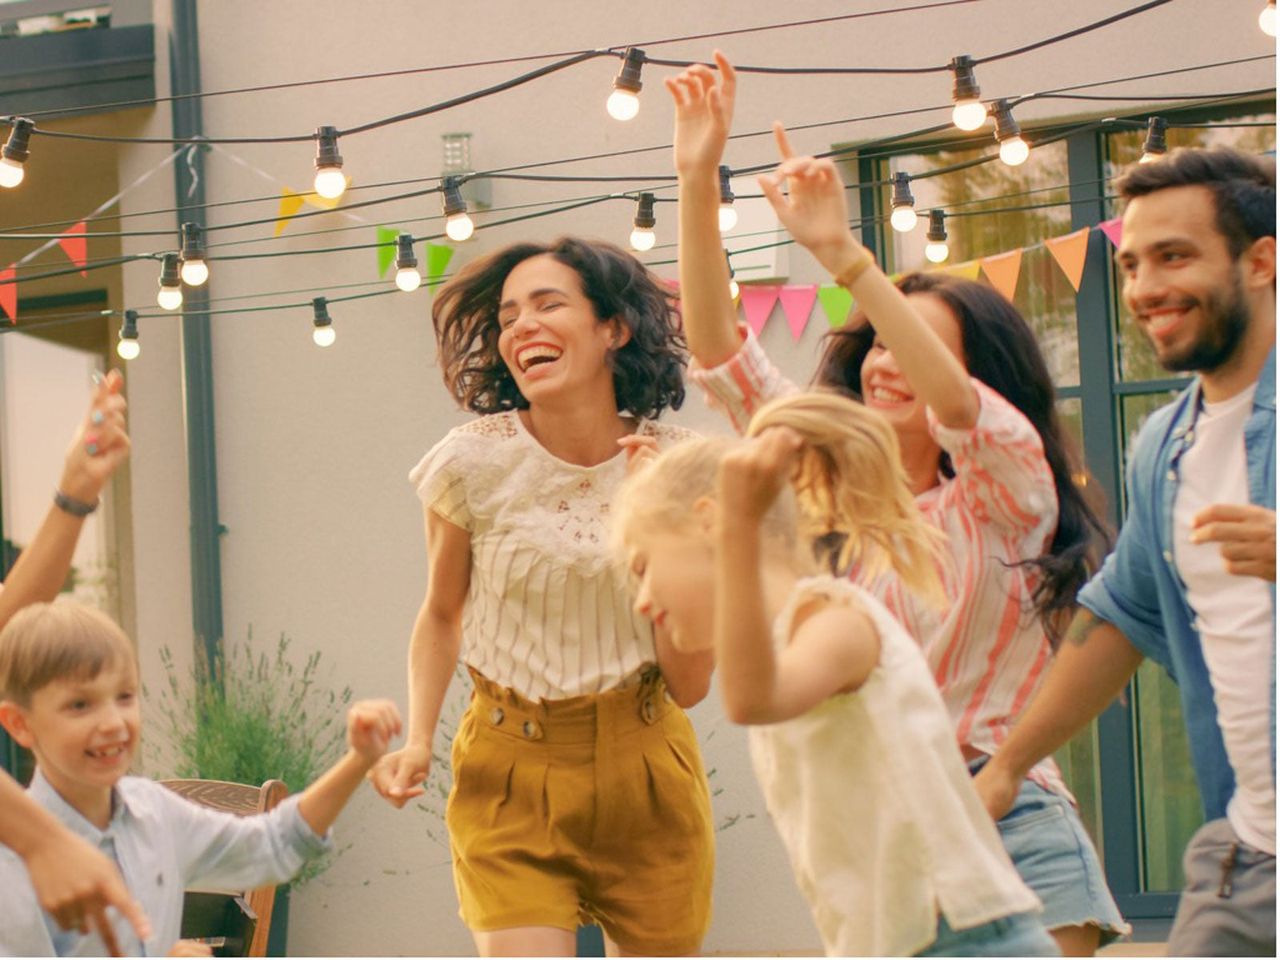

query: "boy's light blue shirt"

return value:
[0, 770, 331, 957]
[1078, 346, 1276, 823]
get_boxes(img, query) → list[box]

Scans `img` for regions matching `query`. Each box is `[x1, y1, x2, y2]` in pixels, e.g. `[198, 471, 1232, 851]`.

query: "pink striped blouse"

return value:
[692, 331, 1069, 797]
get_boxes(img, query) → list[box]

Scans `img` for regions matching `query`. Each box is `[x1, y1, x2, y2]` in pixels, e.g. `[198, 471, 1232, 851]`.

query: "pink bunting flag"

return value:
[739, 285, 781, 337]
[58, 222, 87, 276]
[980, 249, 1023, 302]
[1099, 217, 1123, 249]
[0, 265, 15, 323]
[777, 284, 818, 341]
[1044, 227, 1091, 292]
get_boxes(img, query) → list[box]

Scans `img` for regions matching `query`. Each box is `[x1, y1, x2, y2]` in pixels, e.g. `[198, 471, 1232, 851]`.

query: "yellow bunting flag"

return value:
[1044, 227, 1091, 292]
[940, 260, 981, 281]
[275, 189, 305, 236]
[980, 249, 1023, 302]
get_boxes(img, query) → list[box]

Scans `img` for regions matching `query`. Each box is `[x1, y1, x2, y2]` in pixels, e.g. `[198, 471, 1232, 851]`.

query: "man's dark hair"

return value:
[1116, 146, 1276, 258]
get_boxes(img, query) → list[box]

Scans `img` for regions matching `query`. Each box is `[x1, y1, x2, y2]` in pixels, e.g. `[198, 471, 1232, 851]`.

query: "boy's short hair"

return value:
[0, 601, 136, 706]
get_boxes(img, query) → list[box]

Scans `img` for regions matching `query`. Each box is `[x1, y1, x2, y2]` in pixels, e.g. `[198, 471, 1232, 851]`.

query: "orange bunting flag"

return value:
[740, 285, 781, 336]
[58, 222, 88, 276]
[0, 265, 15, 323]
[275, 189, 305, 236]
[940, 260, 982, 281]
[1045, 227, 1091, 292]
[981, 249, 1023, 302]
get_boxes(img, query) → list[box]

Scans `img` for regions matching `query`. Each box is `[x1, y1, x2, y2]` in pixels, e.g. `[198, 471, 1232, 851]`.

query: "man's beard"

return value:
[1156, 269, 1251, 375]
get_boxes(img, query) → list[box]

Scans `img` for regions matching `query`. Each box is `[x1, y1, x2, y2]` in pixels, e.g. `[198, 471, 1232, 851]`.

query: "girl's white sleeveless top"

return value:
[748, 576, 1040, 957]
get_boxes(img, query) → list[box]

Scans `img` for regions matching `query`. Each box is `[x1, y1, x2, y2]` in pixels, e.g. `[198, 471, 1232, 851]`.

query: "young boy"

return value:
[0, 600, 401, 956]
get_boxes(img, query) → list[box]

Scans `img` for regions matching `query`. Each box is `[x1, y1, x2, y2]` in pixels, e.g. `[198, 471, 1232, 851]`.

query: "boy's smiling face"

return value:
[3, 658, 140, 826]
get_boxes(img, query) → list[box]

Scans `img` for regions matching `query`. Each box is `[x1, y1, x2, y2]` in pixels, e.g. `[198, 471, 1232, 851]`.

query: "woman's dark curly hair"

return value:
[432, 237, 686, 418]
[816, 271, 1112, 643]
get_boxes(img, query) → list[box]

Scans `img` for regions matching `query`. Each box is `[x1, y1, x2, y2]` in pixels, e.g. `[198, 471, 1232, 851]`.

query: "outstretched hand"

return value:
[366, 742, 431, 809]
[666, 50, 737, 176]
[347, 699, 403, 764]
[756, 124, 863, 276]
[60, 369, 130, 504]
[716, 427, 804, 525]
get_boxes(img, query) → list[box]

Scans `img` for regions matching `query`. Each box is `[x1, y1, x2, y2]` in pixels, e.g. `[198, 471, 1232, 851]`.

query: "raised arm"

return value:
[668, 51, 742, 367]
[758, 127, 978, 429]
[0, 370, 130, 632]
[367, 507, 471, 807]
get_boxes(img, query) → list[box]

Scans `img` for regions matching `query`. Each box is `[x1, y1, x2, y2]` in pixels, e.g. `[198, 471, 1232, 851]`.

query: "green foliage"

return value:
[150, 629, 353, 885]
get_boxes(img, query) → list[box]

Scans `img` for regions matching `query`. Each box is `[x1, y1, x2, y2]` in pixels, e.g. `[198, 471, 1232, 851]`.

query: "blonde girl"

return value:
[614, 391, 1056, 957]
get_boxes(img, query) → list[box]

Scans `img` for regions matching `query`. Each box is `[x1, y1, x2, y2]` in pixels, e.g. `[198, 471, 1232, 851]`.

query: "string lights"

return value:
[607, 47, 646, 121]
[889, 173, 918, 232]
[179, 223, 209, 285]
[156, 253, 183, 309]
[1140, 116, 1168, 162]
[0, 118, 33, 188]
[117, 311, 140, 360]
[1262, 1, 1277, 37]
[991, 100, 1030, 166]
[313, 126, 347, 200]
[630, 192, 657, 251]
[441, 176, 475, 242]
[718, 165, 738, 233]
[924, 209, 949, 263]
[312, 297, 336, 346]
[393, 233, 422, 291]
[949, 56, 987, 131]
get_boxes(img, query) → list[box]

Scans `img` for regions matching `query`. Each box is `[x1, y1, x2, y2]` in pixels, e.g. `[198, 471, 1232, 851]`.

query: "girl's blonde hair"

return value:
[613, 391, 945, 605]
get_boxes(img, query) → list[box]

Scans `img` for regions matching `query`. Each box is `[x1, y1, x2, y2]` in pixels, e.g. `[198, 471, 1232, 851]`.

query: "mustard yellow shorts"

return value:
[446, 667, 715, 956]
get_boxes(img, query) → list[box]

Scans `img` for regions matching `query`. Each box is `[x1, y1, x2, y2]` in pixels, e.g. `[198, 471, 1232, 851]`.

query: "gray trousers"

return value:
[1168, 818, 1276, 957]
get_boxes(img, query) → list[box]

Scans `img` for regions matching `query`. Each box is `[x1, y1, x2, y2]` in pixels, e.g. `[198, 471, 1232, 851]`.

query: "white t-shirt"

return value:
[1174, 384, 1275, 855]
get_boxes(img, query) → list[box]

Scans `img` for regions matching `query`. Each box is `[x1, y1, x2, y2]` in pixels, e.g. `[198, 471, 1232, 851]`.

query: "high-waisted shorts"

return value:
[446, 667, 715, 956]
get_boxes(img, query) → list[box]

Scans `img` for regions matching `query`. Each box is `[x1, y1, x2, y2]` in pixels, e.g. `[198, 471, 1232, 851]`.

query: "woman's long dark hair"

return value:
[816, 272, 1112, 643]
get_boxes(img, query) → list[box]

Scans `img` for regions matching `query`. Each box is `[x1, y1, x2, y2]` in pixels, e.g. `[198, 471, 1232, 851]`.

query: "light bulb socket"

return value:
[718, 166, 735, 205]
[633, 192, 656, 229]
[949, 55, 981, 103]
[312, 297, 332, 328]
[1142, 117, 1168, 158]
[395, 233, 418, 271]
[2, 118, 33, 163]
[890, 172, 915, 210]
[926, 209, 947, 243]
[314, 125, 343, 171]
[158, 252, 181, 287]
[180, 222, 206, 260]
[120, 310, 139, 341]
[992, 99, 1022, 143]
[442, 176, 468, 218]
[613, 47, 646, 94]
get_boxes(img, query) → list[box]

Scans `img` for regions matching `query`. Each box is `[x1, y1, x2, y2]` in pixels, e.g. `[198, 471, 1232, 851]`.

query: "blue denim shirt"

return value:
[1078, 347, 1275, 822]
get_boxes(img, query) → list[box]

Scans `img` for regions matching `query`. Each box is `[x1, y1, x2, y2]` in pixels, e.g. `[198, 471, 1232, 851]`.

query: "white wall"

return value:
[114, 1, 1274, 954]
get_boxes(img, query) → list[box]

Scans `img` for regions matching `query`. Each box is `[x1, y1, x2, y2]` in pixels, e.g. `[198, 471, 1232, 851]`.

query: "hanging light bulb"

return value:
[1261, 1, 1277, 36]
[156, 253, 183, 310]
[889, 173, 918, 233]
[992, 100, 1029, 167]
[312, 297, 336, 347]
[441, 176, 475, 242]
[179, 222, 209, 286]
[630, 192, 657, 252]
[949, 56, 986, 132]
[725, 249, 739, 300]
[117, 311, 140, 361]
[394, 233, 422, 291]
[924, 210, 950, 264]
[0, 118, 33, 189]
[1139, 117, 1168, 163]
[313, 126, 347, 200]
[717, 166, 738, 233]
[607, 47, 646, 121]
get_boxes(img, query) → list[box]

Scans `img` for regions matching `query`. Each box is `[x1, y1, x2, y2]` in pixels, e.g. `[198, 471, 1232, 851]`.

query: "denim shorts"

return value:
[974, 761, 1130, 945]
[916, 911, 1059, 956]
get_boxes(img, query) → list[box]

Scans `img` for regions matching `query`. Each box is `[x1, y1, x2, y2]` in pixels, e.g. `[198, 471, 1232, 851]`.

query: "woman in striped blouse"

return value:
[368, 238, 716, 957]
[670, 53, 1125, 954]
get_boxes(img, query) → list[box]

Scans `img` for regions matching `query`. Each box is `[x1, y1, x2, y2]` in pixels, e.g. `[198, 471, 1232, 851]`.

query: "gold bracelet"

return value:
[832, 249, 875, 289]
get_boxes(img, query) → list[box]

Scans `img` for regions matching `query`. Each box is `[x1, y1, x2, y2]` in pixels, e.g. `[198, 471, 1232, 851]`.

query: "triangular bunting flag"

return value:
[275, 189, 305, 236]
[0, 266, 15, 323]
[1099, 217, 1123, 249]
[58, 222, 87, 276]
[426, 243, 454, 291]
[376, 227, 399, 278]
[817, 285, 854, 329]
[778, 285, 818, 341]
[981, 249, 1023, 302]
[1045, 227, 1091, 292]
[739, 285, 781, 336]
[940, 260, 982, 281]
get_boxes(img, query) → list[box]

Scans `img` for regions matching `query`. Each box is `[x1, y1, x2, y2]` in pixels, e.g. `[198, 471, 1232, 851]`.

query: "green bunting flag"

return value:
[376, 226, 399, 278]
[426, 243, 454, 290]
[816, 284, 854, 329]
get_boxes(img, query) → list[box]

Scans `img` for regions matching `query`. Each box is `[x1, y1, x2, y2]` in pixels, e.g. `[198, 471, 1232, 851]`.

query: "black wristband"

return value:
[53, 489, 99, 517]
